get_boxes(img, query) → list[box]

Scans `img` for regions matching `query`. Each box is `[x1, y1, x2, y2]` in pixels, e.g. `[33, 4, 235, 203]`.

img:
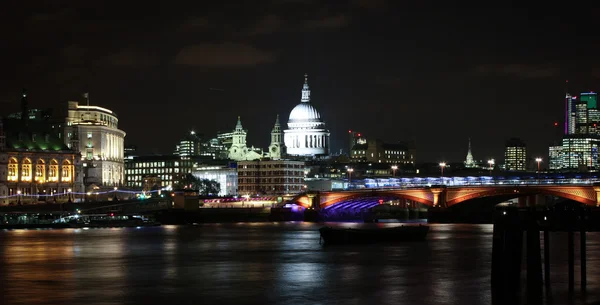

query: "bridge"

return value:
[291, 184, 600, 211]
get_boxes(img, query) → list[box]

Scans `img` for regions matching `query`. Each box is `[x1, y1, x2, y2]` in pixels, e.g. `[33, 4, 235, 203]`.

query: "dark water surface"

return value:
[0, 223, 599, 305]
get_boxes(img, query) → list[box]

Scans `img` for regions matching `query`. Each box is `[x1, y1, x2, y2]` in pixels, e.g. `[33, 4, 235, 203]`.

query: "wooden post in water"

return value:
[526, 209, 543, 303]
[544, 230, 550, 289]
[581, 230, 586, 291]
[568, 230, 574, 294]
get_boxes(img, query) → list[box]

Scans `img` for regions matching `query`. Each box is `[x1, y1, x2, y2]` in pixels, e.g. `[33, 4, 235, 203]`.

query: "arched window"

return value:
[21, 158, 32, 182]
[61, 160, 72, 182]
[48, 159, 59, 182]
[8, 158, 18, 181]
[35, 159, 46, 183]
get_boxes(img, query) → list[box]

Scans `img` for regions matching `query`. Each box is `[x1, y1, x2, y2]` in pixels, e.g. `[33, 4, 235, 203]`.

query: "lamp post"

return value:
[439, 162, 446, 183]
[347, 168, 354, 189]
[67, 188, 72, 203]
[113, 186, 118, 201]
[391, 165, 398, 177]
[535, 157, 542, 182]
[488, 159, 495, 182]
[17, 190, 21, 205]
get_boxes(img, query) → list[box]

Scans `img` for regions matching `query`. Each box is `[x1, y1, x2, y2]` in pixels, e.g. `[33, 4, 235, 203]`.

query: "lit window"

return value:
[7, 158, 18, 181]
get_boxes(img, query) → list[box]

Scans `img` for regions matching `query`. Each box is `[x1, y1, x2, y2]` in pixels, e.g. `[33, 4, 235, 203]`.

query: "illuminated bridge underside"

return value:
[445, 186, 598, 207]
[293, 185, 600, 210]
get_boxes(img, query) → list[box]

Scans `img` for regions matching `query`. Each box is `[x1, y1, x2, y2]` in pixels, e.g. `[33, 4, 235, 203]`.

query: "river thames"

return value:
[0, 223, 598, 305]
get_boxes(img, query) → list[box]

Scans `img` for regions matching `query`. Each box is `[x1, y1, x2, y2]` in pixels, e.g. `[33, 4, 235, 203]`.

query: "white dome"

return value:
[288, 102, 321, 123]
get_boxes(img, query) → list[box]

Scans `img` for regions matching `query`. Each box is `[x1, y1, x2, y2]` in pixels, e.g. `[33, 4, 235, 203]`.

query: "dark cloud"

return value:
[474, 63, 560, 79]
[174, 43, 277, 67]
[302, 14, 352, 30]
[98, 49, 160, 67]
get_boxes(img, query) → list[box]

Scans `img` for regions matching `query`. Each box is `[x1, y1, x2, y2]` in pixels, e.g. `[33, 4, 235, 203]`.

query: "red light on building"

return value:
[378, 199, 384, 205]
[348, 130, 352, 133]
[358, 133, 361, 137]
[554, 122, 558, 127]
[110, 213, 114, 216]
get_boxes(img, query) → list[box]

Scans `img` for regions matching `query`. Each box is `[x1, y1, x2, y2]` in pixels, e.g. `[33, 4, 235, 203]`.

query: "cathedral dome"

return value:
[289, 102, 321, 123]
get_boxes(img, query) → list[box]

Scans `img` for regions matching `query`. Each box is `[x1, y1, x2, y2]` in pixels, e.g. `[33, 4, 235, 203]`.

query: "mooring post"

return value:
[544, 230, 550, 289]
[526, 209, 543, 304]
[491, 209, 506, 304]
[568, 229, 574, 295]
[581, 230, 586, 291]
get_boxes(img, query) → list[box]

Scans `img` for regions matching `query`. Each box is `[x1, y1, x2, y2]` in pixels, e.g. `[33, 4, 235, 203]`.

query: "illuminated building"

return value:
[174, 131, 202, 158]
[267, 115, 285, 160]
[350, 139, 415, 164]
[227, 116, 262, 161]
[576, 101, 589, 134]
[284, 74, 330, 156]
[192, 165, 238, 196]
[565, 93, 576, 135]
[559, 135, 600, 170]
[124, 155, 195, 188]
[0, 90, 82, 205]
[548, 145, 563, 170]
[348, 130, 366, 154]
[580, 92, 597, 109]
[64, 98, 126, 188]
[504, 138, 527, 171]
[464, 138, 476, 168]
[237, 159, 305, 195]
[200, 138, 228, 160]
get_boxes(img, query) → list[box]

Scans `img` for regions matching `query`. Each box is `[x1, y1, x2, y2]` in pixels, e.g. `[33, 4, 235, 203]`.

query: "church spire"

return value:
[465, 138, 475, 168]
[235, 116, 243, 131]
[301, 73, 310, 103]
[274, 114, 280, 127]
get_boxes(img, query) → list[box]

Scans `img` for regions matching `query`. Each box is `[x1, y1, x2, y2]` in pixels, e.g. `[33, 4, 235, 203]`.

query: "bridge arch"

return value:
[318, 190, 434, 209]
[446, 186, 597, 207]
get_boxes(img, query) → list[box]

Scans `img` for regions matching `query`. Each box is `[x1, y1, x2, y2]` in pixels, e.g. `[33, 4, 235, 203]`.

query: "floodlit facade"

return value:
[0, 91, 83, 205]
[227, 117, 262, 161]
[504, 138, 527, 171]
[64, 100, 126, 188]
[284, 74, 330, 156]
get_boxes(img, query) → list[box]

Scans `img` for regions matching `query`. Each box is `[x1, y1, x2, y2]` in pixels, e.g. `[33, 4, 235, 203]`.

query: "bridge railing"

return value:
[346, 178, 600, 190]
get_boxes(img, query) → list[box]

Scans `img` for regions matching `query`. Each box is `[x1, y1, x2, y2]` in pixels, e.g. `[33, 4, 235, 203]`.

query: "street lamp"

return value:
[488, 159, 495, 179]
[113, 186, 118, 201]
[17, 190, 21, 205]
[535, 157, 542, 181]
[347, 168, 354, 188]
[391, 165, 398, 177]
[67, 188, 72, 203]
[439, 162, 446, 181]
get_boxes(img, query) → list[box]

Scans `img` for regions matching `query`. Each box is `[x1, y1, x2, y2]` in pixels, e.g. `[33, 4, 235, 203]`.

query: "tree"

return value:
[198, 179, 220, 196]
[174, 174, 220, 196]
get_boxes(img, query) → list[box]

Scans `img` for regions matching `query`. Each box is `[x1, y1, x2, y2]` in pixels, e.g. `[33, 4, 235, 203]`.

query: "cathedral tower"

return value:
[228, 116, 248, 160]
[268, 114, 285, 160]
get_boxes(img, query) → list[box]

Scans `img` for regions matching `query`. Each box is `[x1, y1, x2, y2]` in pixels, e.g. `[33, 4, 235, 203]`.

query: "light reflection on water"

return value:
[0, 223, 598, 305]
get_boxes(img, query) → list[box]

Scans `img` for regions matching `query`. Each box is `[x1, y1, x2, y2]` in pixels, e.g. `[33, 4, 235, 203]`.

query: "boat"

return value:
[319, 225, 429, 245]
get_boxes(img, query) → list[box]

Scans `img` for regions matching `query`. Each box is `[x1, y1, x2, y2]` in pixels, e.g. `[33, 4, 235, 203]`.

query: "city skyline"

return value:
[3, 4, 599, 162]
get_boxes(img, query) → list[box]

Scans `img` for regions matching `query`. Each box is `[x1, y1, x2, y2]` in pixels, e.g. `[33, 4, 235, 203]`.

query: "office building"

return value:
[64, 98, 126, 189]
[350, 139, 415, 165]
[237, 159, 305, 196]
[504, 138, 527, 171]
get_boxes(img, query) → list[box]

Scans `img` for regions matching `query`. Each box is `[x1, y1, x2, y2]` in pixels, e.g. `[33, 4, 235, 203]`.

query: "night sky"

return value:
[3, 2, 599, 163]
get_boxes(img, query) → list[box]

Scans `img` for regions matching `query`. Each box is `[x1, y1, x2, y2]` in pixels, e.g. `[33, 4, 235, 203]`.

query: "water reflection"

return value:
[0, 224, 598, 305]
